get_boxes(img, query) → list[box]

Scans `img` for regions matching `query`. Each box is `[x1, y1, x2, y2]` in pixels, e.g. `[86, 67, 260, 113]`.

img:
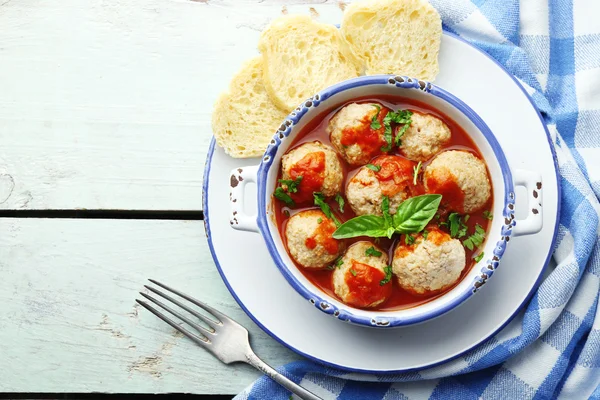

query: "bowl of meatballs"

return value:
[229, 75, 543, 328]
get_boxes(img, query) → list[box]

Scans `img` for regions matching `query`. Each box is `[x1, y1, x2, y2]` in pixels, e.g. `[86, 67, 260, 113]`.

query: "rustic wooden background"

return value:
[0, 0, 353, 394]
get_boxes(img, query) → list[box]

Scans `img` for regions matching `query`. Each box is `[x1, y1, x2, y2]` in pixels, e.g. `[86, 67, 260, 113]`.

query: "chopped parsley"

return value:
[274, 187, 295, 207]
[350, 268, 357, 277]
[335, 193, 345, 213]
[463, 224, 486, 251]
[370, 105, 382, 130]
[391, 110, 413, 146]
[448, 213, 469, 238]
[380, 265, 393, 285]
[413, 161, 422, 185]
[483, 210, 493, 220]
[365, 246, 382, 257]
[334, 257, 344, 268]
[366, 163, 381, 172]
[473, 252, 485, 263]
[317, 217, 323, 224]
[381, 109, 413, 150]
[423, 229, 429, 240]
[405, 234, 416, 245]
[314, 192, 341, 227]
[274, 176, 302, 207]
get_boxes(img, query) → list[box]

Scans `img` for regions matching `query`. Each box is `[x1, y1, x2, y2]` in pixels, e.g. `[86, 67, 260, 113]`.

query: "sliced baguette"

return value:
[211, 57, 289, 158]
[258, 15, 361, 111]
[341, 0, 442, 81]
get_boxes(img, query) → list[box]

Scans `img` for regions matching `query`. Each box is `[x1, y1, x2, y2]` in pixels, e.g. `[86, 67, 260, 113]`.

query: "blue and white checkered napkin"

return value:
[236, 0, 600, 398]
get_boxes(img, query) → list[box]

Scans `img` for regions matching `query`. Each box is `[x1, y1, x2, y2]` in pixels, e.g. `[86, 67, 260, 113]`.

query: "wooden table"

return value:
[0, 0, 351, 395]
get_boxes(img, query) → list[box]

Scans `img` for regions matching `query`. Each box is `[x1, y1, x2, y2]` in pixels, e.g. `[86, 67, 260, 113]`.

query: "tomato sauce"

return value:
[344, 261, 392, 308]
[274, 95, 493, 311]
[289, 152, 326, 204]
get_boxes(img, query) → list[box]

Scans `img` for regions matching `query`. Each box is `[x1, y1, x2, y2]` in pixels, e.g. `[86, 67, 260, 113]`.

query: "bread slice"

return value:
[212, 57, 289, 158]
[258, 15, 361, 111]
[341, 0, 442, 81]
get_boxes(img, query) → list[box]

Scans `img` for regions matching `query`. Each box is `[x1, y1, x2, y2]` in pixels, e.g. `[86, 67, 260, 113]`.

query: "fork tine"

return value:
[140, 292, 215, 335]
[144, 285, 220, 330]
[148, 279, 232, 324]
[135, 300, 210, 348]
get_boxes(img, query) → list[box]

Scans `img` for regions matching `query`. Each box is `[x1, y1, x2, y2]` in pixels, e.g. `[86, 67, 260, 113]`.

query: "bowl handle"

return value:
[229, 165, 260, 233]
[512, 169, 543, 237]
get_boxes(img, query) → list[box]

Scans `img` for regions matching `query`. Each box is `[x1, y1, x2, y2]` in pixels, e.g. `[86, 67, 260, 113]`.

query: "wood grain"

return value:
[0, 218, 302, 393]
[0, 0, 349, 211]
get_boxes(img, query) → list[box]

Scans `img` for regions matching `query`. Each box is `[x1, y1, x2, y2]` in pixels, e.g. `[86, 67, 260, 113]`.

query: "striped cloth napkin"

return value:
[236, 0, 600, 398]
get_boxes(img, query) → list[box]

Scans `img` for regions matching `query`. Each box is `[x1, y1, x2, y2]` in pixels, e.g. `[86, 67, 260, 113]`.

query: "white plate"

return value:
[203, 32, 560, 372]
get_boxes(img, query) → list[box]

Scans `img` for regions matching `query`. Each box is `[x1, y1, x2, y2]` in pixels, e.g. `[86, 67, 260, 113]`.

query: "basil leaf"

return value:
[332, 215, 388, 239]
[392, 194, 442, 234]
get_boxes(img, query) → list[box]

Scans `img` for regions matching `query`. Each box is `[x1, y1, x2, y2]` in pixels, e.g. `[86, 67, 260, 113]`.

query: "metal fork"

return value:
[136, 279, 322, 400]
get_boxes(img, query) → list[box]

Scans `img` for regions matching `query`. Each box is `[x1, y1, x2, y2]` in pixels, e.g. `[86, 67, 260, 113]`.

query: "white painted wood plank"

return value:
[0, 218, 302, 393]
[0, 0, 349, 210]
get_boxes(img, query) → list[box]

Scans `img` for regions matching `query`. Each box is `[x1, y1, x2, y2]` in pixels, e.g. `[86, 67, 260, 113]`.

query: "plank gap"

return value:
[0, 210, 204, 220]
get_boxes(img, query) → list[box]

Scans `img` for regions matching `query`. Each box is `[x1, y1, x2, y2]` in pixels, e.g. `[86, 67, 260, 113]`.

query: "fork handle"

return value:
[246, 352, 322, 400]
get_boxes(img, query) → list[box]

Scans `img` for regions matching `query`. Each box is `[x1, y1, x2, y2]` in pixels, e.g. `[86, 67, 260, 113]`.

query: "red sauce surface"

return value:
[372, 155, 416, 197]
[344, 261, 392, 308]
[274, 95, 493, 311]
[289, 151, 326, 204]
[305, 219, 339, 255]
[425, 167, 466, 214]
[340, 107, 389, 162]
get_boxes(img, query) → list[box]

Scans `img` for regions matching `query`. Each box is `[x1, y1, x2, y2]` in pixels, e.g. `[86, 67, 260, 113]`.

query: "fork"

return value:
[136, 279, 322, 400]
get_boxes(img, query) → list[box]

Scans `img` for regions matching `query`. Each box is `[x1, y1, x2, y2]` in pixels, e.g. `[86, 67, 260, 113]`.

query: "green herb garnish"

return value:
[366, 163, 381, 172]
[317, 217, 323, 224]
[380, 265, 393, 286]
[274, 187, 295, 207]
[283, 209, 290, 217]
[313, 192, 341, 227]
[423, 229, 429, 240]
[335, 257, 344, 268]
[413, 161, 422, 185]
[483, 210, 493, 220]
[350, 269, 357, 277]
[405, 234, 415, 245]
[381, 109, 413, 150]
[335, 193, 345, 213]
[448, 213, 468, 238]
[278, 176, 303, 193]
[473, 252, 485, 263]
[365, 246, 382, 257]
[370, 105, 382, 130]
[463, 224, 486, 250]
[332, 194, 442, 239]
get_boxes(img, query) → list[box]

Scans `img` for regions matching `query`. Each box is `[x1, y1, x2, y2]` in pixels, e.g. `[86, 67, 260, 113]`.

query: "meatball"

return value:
[346, 155, 416, 216]
[399, 112, 451, 161]
[333, 241, 392, 308]
[392, 228, 466, 295]
[424, 150, 491, 214]
[285, 210, 344, 268]
[281, 141, 343, 205]
[328, 103, 390, 165]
